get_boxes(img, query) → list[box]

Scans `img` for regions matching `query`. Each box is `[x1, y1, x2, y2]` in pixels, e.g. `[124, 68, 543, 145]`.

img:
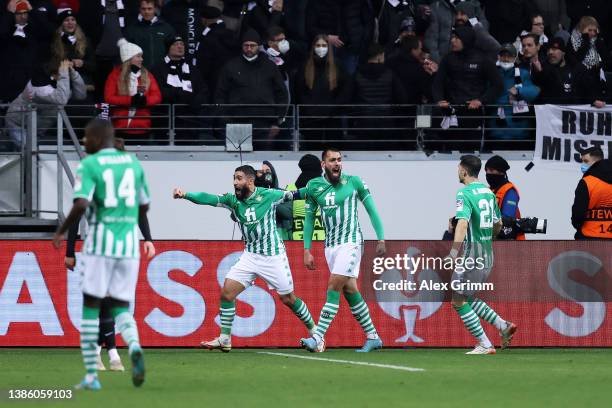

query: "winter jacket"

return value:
[242, 0, 285, 39]
[432, 45, 504, 104]
[6, 68, 87, 132]
[0, 10, 53, 101]
[104, 66, 162, 133]
[488, 66, 540, 140]
[572, 158, 612, 239]
[125, 17, 176, 68]
[161, 0, 205, 61]
[76, 0, 139, 48]
[481, 0, 536, 44]
[354, 63, 407, 104]
[386, 52, 433, 103]
[378, 0, 430, 45]
[424, 0, 488, 63]
[295, 59, 353, 107]
[215, 53, 289, 120]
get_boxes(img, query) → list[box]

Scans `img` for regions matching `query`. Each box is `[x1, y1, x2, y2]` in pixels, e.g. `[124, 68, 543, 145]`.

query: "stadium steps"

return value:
[0, 217, 58, 239]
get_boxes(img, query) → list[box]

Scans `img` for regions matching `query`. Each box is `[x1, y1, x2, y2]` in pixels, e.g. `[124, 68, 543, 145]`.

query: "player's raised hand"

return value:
[304, 250, 315, 270]
[64, 256, 76, 270]
[52, 233, 63, 249]
[143, 241, 156, 259]
[173, 188, 185, 199]
[376, 240, 386, 256]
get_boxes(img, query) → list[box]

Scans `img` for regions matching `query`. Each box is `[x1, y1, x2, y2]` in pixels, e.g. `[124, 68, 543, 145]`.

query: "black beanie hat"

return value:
[57, 8, 74, 26]
[242, 28, 261, 45]
[485, 155, 510, 172]
[453, 26, 476, 49]
[166, 35, 184, 52]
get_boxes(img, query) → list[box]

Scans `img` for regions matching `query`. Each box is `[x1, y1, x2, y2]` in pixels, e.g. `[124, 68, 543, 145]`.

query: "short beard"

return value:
[235, 186, 249, 200]
[325, 167, 340, 184]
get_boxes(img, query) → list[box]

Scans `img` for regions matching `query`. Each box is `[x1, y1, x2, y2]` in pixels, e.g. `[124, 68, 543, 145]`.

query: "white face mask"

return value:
[278, 39, 290, 54]
[499, 61, 515, 70]
[243, 54, 258, 62]
[314, 46, 328, 58]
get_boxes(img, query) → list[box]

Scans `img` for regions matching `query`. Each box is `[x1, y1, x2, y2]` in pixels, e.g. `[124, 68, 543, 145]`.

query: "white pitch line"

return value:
[257, 351, 425, 372]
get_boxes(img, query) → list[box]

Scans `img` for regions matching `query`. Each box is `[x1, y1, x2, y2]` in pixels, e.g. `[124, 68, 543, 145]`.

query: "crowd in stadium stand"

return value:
[2, 0, 612, 149]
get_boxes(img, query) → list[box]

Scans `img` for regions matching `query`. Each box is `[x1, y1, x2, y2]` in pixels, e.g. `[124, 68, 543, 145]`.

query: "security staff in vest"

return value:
[286, 154, 325, 241]
[485, 155, 525, 240]
[572, 147, 612, 240]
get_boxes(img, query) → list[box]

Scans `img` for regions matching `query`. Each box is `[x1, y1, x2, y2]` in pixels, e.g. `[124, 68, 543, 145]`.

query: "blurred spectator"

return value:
[488, 44, 539, 145]
[285, 154, 325, 241]
[305, 0, 374, 75]
[24, 0, 57, 23]
[484, 155, 525, 240]
[161, 0, 204, 61]
[531, 0, 569, 37]
[215, 29, 288, 150]
[481, 0, 535, 44]
[387, 36, 435, 104]
[104, 38, 162, 137]
[572, 146, 612, 240]
[517, 33, 544, 75]
[193, 5, 236, 101]
[6, 59, 86, 149]
[263, 26, 305, 102]
[50, 8, 93, 86]
[282, 0, 307, 44]
[533, 36, 573, 103]
[125, 0, 175, 68]
[52, 0, 78, 12]
[383, 15, 417, 61]
[514, 14, 550, 62]
[215, 0, 247, 32]
[566, 0, 612, 47]
[454, 2, 500, 62]
[242, 0, 284, 40]
[378, 0, 431, 46]
[566, 16, 611, 107]
[0, 0, 53, 102]
[432, 26, 503, 151]
[78, 0, 139, 101]
[424, 0, 487, 63]
[295, 34, 353, 149]
[255, 160, 279, 188]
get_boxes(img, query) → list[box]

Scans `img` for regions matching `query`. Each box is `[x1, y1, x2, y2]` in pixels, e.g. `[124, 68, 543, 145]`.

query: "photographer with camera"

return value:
[484, 155, 525, 240]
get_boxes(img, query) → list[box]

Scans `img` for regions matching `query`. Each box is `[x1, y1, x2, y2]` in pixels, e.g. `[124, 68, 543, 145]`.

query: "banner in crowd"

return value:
[0, 241, 611, 347]
[534, 104, 612, 169]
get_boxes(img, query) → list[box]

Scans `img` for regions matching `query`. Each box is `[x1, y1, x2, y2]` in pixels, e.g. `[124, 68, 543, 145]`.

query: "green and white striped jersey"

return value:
[455, 181, 501, 267]
[186, 188, 291, 256]
[73, 148, 150, 259]
[304, 174, 371, 248]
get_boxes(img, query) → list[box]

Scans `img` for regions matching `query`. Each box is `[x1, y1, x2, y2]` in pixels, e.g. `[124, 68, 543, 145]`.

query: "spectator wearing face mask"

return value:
[484, 155, 525, 240]
[263, 25, 306, 102]
[572, 147, 612, 240]
[488, 43, 539, 145]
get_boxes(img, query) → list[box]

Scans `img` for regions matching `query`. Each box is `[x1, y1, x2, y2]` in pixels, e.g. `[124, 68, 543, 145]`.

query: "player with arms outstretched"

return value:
[449, 155, 517, 355]
[300, 148, 386, 353]
[53, 119, 153, 389]
[173, 165, 316, 351]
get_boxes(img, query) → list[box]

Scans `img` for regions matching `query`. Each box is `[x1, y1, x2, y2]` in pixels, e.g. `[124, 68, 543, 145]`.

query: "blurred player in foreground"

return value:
[449, 155, 517, 355]
[300, 148, 386, 353]
[173, 165, 316, 351]
[53, 119, 154, 389]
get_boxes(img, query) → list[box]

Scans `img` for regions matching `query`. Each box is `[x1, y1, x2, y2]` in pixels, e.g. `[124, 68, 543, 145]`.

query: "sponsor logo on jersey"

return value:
[456, 199, 464, 211]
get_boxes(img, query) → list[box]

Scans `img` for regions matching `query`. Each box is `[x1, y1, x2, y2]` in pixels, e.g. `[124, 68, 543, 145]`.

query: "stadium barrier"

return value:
[1, 240, 610, 347]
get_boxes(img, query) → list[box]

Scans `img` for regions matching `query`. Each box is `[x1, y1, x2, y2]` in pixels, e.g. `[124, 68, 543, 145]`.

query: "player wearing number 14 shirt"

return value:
[449, 155, 517, 355]
[173, 165, 316, 352]
[53, 119, 151, 390]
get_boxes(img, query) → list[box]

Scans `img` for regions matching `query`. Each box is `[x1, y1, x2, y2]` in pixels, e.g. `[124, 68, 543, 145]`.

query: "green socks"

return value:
[111, 307, 141, 354]
[469, 298, 507, 331]
[345, 292, 378, 339]
[220, 300, 236, 337]
[289, 297, 315, 330]
[454, 303, 492, 347]
[80, 306, 100, 375]
[314, 290, 340, 339]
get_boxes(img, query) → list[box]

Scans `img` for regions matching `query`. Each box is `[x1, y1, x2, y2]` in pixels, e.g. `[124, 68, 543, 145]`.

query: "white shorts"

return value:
[451, 266, 493, 297]
[81, 254, 140, 302]
[324, 243, 362, 278]
[226, 251, 294, 295]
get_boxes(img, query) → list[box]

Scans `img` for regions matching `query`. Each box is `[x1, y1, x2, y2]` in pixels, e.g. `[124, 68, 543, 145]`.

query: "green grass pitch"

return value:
[1, 348, 610, 407]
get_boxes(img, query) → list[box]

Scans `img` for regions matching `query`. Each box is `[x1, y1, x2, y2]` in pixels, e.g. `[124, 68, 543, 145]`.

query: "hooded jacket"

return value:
[432, 26, 504, 104]
[572, 158, 612, 239]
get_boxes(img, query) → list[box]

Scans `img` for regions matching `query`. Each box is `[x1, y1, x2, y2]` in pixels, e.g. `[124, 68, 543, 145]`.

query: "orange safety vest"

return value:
[494, 182, 526, 240]
[581, 175, 612, 239]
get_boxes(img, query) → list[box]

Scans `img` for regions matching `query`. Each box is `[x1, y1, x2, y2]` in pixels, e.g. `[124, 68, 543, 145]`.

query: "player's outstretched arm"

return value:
[53, 198, 89, 249]
[173, 188, 220, 206]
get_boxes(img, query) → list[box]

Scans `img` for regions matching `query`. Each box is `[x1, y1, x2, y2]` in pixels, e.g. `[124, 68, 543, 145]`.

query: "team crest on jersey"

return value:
[341, 179, 347, 185]
[317, 187, 323, 192]
[456, 199, 464, 211]
[256, 195, 263, 202]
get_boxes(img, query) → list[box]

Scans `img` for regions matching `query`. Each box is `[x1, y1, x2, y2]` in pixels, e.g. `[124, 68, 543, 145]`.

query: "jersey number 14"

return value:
[102, 168, 136, 208]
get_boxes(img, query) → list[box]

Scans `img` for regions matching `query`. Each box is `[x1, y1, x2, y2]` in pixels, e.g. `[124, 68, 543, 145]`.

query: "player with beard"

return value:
[300, 149, 386, 353]
[173, 165, 316, 351]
